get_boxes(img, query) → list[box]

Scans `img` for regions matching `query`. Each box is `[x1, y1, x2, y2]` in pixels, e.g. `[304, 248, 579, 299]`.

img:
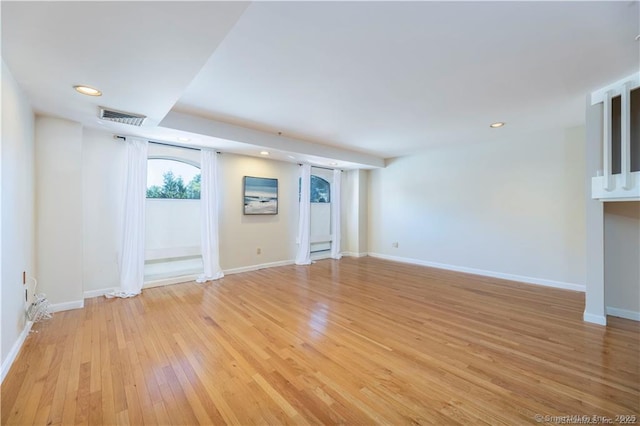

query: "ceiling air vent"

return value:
[99, 107, 146, 126]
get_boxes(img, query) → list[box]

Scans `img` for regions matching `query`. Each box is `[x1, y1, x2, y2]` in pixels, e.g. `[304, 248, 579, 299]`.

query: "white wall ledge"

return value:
[592, 172, 640, 202]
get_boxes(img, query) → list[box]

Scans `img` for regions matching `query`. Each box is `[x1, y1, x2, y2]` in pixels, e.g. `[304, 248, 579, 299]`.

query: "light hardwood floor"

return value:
[2, 257, 639, 425]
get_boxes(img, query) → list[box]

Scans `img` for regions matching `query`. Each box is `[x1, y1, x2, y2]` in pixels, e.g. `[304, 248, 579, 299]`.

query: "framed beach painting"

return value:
[243, 176, 278, 215]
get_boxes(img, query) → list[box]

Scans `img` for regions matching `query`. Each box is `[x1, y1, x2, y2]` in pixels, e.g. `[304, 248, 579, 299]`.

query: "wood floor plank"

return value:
[1, 257, 638, 425]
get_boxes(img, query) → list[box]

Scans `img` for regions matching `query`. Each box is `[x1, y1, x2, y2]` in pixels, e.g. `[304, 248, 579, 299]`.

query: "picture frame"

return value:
[243, 176, 278, 215]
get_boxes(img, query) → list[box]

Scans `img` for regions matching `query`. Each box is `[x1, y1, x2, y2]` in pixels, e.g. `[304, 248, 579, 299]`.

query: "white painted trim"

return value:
[145, 246, 201, 261]
[85, 275, 202, 299]
[144, 274, 200, 289]
[342, 251, 368, 258]
[85, 261, 301, 299]
[224, 260, 295, 275]
[367, 252, 585, 292]
[603, 90, 613, 191]
[49, 300, 84, 313]
[591, 172, 640, 201]
[590, 73, 640, 105]
[606, 306, 640, 321]
[161, 111, 385, 169]
[84, 276, 200, 300]
[311, 251, 331, 261]
[310, 235, 332, 244]
[1, 321, 33, 384]
[621, 81, 632, 190]
[583, 312, 607, 326]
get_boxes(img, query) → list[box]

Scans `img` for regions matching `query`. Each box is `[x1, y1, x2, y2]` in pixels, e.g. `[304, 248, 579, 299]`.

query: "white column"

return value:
[584, 96, 607, 325]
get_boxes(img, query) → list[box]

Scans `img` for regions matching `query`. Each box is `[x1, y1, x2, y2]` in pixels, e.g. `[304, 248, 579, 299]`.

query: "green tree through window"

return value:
[147, 159, 200, 199]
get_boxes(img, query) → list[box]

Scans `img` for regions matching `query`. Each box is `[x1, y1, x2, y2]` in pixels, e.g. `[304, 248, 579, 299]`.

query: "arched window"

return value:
[146, 158, 201, 199]
[310, 175, 330, 203]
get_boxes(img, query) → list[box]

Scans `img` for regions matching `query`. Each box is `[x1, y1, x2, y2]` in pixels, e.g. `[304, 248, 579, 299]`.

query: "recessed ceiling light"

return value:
[260, 151, 270, 156]
[287, 155, 295, 159]
[74, 85, 102, 96]
[329, 162, 338, 166]
[177, 137, 190, 142]
[489, 122, 505, 128]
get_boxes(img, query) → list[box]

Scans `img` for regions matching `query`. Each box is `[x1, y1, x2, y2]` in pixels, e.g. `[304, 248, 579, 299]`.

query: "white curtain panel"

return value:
[197, 149, 224, 282]
[107, 137, 148, 299]
[295, 164, 312, 265]
[330, 169, 343, 260]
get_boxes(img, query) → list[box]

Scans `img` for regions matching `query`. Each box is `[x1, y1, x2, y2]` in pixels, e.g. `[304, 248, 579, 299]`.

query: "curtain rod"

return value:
[300, 164, 344, 172]
[114, 135, 220, 153]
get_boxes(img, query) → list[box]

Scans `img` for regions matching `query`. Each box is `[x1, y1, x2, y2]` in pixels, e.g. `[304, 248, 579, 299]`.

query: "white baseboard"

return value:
[367, 252, 586, 292]
[49, 300, 84, 313]
[84, 260, 294, 299]
[224, 260, 295, 276]
[83, 288, 112, 299]
[583, 311, 607, 325]
[1, 320, 33, 384]
[606, 306, 640, 321]
[84, 262, 299, 300]
[342, 251, 368, 258]
[84, 275, 200, 300]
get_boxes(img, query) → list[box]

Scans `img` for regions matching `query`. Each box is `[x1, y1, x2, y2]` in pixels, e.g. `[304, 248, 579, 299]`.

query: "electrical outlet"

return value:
[257, 248, 262, 255]
[392, 242, 399, 248]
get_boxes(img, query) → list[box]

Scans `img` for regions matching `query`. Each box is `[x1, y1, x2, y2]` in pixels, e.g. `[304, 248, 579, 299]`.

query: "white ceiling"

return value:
[1, 1, 249, 126]
[2, 1, 639, 168]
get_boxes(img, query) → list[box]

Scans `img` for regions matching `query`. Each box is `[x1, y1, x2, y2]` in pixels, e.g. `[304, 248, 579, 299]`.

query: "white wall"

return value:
[342, 170, 357, 254]
[35, 116, 83, 306]
[358, 170, 369, 254]
[1, 60, 35, 369]
[146, 200, 201, 251]
[218, 154, 299, 270]
[604, 202, 640, 319]
[368, 126, 587, 289]
[342, 169, 368, 256]
[82, 128, 125, 293]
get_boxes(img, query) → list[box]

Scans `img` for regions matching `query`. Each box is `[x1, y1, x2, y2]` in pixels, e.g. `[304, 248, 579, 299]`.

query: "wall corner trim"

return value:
[367, 252, 586, 292]
[583, 311, 608, 325]
[606, 307, 640, 321]
[1, 320, 33, 384]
